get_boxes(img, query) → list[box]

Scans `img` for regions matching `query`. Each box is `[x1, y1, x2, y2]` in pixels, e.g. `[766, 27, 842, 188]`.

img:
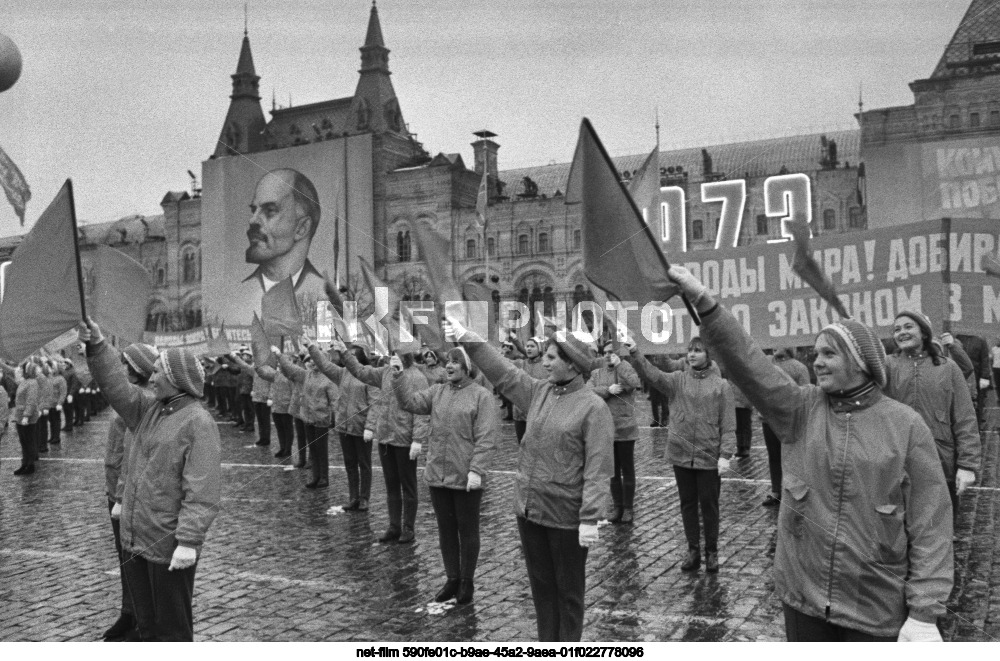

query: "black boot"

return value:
[620, 508, 634, 524]
[397, 526, 415, 544]
[378, 526, 401, 543]
[456, 579, 475, 605]
[103, 611, 135, 641]
[705, 552, 719, 573]
[681, 548, 701, 572]
[434, 579, 460, 602]
[398, 496, 417, 543]
[609, 477, 623, 523]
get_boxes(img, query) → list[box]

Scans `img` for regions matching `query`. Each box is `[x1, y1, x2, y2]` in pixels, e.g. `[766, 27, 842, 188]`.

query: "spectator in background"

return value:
[956, 333, 993, 430]
[761, 348, 811, 508]
[12, 361, 40, 476]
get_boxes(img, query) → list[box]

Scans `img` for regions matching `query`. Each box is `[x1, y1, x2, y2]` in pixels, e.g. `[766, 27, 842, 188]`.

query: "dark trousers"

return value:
[107, 499, 132, 616]
[294, 418, 308, 464]
[253, 401, 270, 443]
[273, 412, 293, 455]
[215, 386, 228, 415]
[16, 423, 37, 467]
[36, 414, 48, 450]
[429, 487, 483, 580]
[514, 419, 527, 444]
[500, 395, 513, 420]
[611, 440, 636, 509]
[379, 443, 419, 531]
[227, 388, 242, 423]
[240, 393, 254, 429]
[340, 433, 372, 501]
[122, 551, 197, 642]
[947, 481, 959, 525]
[782, 603, 896, 642]
[735, 407, 752, 455]
[517, 516, 588, 642]
[762, 422, 782, 495]
[74, 395, 88, 425]
[205, 383, 216, 409]
[673, 465, 721, 553]
[649, 390, 668, 425]
[48, 409, 61, 444]
[306, 424, 329, 483]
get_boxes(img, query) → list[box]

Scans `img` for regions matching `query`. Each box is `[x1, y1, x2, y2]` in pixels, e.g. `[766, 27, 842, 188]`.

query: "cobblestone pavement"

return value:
[1, 396, 998, 642]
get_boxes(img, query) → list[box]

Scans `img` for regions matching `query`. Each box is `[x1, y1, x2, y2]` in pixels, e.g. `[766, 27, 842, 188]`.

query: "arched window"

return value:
[466, 238, 477, 259]
[573, 284, 595, 331]
[538, 232, 549, 253]
[542, 286, 555, 317]
[756, 214, 768, 236]
[692, 219, 704, 241]
[487, 237, 496, 257]
[848, 207, 863, 228]
[518, 234, 529, 255]
[573, 229, 581, 250]
[823, 209, 836, 231]
[181, 246, 199, 284]
[156, 266, 166, 286]
[397, 231, 411, 262]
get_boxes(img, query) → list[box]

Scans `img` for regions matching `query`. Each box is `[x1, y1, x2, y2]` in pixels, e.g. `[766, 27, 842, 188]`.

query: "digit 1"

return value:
[659, 186, 686, 252]
[764, 173, 812, 240]
[701, 179, 747, 249]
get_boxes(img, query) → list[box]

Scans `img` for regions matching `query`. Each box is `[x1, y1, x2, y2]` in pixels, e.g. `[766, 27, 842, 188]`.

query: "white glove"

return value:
[66, 395, 73, 404]
[363, 429, 374, 442]
[21, 417, 28, 426]
[623, 339, 636, 354]
[980, 378, 991, 390]
[266, 399, 273, 407]
[466, 471, 482, 491]
[56, 405, 62, 412]
[43, 409, 49, 416]
[956, 468, 976, 495]
[608, 384, 624, 395]
[389, 354, 403, 373]
[897, 616, 942, 642]
[270, 345, 281, 355]
[579, 523, 599, 547]
[717, 457, 731, 473]
[940, 332, 954, 346]
[110, 503, 122, 520]
[442, 310, 469, 341]
[168, 545, 198, 571]
[409, 442, 421, 460]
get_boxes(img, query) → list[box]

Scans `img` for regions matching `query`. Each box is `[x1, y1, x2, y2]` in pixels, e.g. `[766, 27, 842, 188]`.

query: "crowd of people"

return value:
[1, 273, 997, 643]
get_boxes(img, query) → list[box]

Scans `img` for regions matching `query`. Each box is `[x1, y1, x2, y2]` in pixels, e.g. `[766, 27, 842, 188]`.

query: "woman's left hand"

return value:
[466, 471, 481, 491]
[168, 545, 198, 571]
[578, 523, 599, 547]
[897, 616, 942, 642]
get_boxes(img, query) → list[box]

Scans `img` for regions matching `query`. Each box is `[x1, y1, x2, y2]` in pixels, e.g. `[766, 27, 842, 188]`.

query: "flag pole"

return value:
[66, 179, 88, 320]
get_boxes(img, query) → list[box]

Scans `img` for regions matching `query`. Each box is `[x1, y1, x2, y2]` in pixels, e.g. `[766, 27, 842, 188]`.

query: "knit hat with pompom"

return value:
[160, 347, 205, 398]
[822, 319, 887, 388]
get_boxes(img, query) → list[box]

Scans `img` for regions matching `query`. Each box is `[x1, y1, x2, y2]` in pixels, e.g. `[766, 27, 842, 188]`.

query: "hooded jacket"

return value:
[587, 359, 641, 441]
[700, 304, 952, 637]
[630, 352, 736, 469]
[278, 354, 338, 427]
[343, 352, 430, 448]
[465, 340, 614, 529]
[89, 341, 221, 565]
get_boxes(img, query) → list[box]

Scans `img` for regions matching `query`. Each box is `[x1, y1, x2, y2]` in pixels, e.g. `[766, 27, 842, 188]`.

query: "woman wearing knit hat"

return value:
[666, 266, 952, 642]
[392, 345, 499, 605]
[79, 319, 221, 642]
[101, 342, 158, 641]
[886, 311, 980, 523]
[12, 360, 41, 476]
[625, 336, 735, 571]
[444, 313, 613, 642]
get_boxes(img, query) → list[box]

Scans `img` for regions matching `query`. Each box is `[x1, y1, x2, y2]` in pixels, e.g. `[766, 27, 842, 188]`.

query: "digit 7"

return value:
[701, 180, 747, 249]
[764, 173, 812, 241]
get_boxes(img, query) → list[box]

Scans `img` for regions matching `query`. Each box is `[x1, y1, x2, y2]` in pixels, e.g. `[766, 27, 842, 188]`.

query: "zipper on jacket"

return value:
[825, 412, 851, 619]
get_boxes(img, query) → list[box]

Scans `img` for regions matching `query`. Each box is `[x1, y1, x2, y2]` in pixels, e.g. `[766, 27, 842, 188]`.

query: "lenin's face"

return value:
[245, 171, 312, 265]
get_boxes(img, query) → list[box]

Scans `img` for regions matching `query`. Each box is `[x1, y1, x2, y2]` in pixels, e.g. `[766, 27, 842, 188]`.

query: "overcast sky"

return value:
[0, 0, 971, 232]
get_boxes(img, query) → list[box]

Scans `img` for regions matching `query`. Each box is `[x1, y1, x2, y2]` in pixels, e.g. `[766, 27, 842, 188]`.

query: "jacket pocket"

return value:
[782, 474, 809, 539]
[874, 503, 906, 564]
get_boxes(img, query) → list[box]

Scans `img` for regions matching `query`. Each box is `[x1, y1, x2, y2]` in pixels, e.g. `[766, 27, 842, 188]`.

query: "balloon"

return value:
[0, 32, 23, 93]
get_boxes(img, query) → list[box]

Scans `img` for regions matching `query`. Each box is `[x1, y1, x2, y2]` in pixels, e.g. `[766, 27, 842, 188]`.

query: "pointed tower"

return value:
[349, 1, 406, 135]
[213, 29, 267, 158]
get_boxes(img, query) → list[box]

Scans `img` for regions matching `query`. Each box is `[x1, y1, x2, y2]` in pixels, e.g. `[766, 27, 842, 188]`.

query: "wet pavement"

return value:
[1, 396, 998, 642]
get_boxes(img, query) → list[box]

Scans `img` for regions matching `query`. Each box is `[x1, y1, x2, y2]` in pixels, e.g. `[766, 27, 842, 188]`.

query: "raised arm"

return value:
[277, 352, 306, 384]
[462, 339, 538, 414]
[255, 363, 277, 383]
[391, 363, 435, 416]
[627, 350, 677, 397]
[308, 344, 344, 384]
[342, 348, 388, 388]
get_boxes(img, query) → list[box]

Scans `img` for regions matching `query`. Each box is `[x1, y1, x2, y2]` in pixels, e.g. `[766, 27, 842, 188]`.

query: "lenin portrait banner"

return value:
[200, 135, 373, 332]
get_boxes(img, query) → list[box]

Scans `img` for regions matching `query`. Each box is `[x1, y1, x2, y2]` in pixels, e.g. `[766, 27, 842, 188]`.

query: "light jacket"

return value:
[700, 304, 952, 637]
[49, 375, 68, 409]
[278, 354, 338, 427]
[343, 353, 430, 448]
[256, 364, 291, 414]
[396, 372, 498, 490]
[465, 340, 614, 529]
[884, 353, 981, 482]
[309, 346, 377, 437]
[36, 376, 54, 414]
[631, 353, 736, 469]
[89, 341, 221, 565]
[13, 378, 40, 424]
[587, 360, 641, 441]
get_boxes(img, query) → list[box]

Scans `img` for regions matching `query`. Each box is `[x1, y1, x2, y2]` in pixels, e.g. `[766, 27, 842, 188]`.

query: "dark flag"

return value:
[92, 246, 153, 345]
[249, 312, 275, 367]
[207, 322, 232, 355]
[0, 145, 30, 226]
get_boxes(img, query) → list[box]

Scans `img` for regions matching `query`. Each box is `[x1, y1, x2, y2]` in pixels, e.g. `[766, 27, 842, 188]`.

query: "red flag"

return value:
[628, 145, 660, 230]
[0, 145, 31, 226]
[261, 277, 303, 339]
[0, 180, 82, 362]
[207, 321, 232, 355]
[462, 280, 499, 346]
[91, 246, 153, 345]
[358, 257, 413, 354]
[249, 312, 275, 366]
[411, 219, 466, 325]
[474, 166, 488, 230]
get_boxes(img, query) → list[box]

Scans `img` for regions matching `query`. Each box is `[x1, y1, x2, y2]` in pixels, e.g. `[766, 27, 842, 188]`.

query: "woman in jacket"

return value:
[394, 346, 499, 604]
[447, 316, 613, 642]
[885, 311, 980, 521]
[12, 360, 41, 475]
[256, 357, 294, 458]
[35, 359, 54, 453]
[277, 346, 338, 489]
[418, 347, 448, 385]
[344, 347, 430, 543]
[47, 361, 68, 446]
[80, 318, 221, 642]
[627, 337, 735, 572]
[667, 265, 952, 642]
[307, 340, 377, 507]
[588, 341, 642, 524]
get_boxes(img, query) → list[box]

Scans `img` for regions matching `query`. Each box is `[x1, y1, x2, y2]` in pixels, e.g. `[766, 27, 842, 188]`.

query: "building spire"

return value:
[244, 2, 248, 37]
[212, 30, 266, 158]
